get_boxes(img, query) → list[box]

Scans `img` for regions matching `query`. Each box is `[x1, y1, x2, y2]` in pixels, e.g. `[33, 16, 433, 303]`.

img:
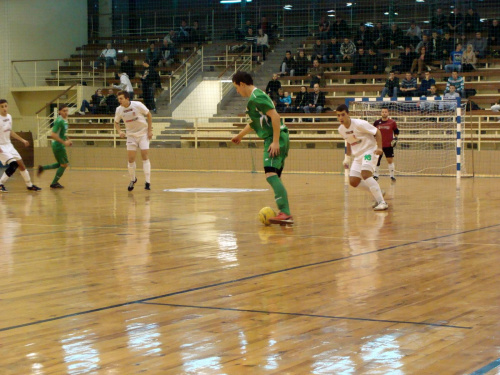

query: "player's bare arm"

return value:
[10, 131, 29, 147]
[266, 108, 281, 157]
[374, 129, 383, 155]
[232, 124, 252, 144]
[115, 121, 125, 138]
[343, 143, 352, 169]
[147, 112, 153, 140]
[50, 132, 72, 147]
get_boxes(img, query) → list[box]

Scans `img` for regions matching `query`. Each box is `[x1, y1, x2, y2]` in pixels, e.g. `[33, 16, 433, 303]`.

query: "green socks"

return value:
[51, 166, 66, 185]
[266, 175, 291, 215]
[42, 163, 60, 170]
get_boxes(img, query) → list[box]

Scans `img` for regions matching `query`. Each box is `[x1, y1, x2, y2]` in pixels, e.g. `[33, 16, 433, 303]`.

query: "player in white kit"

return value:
[114, 91, 153, 191]
[336, 104, 388, 211]
[0, 99, 41, 192]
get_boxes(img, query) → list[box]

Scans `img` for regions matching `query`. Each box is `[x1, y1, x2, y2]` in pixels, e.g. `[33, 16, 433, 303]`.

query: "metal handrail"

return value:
[35, 84, 78, 115]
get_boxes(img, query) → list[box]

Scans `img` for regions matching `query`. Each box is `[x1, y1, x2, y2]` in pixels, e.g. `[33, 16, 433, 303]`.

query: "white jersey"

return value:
[114, 101, 150, 137]
[338, 118, 378, 158]
[0, 114, 13, 145]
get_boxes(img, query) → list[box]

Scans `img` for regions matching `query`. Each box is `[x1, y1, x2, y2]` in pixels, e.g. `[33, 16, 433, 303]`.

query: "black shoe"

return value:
[391, 177, 396, 182]
[27, 185, 42, 191]
[37, 165, 44, 177]
[373, 176, 379, 181]
[0, 184, 8, 193]
[128, 178, 137, 191]
[50, 183, 64, 189]
[145, 182, 151, 190]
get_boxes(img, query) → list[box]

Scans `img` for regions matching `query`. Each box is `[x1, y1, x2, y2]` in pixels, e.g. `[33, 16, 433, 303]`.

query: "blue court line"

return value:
[140, 302, 472, 329]
[1, 222, 499, 333]
[469, 358, 500, 375]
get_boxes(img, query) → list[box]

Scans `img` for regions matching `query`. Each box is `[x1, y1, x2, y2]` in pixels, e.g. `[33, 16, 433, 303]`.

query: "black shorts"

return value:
[382, 147, 394, 158]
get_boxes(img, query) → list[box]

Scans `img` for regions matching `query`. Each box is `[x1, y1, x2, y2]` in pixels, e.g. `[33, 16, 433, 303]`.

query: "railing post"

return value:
[80, 59, 83, 85]
[201, 46, 204, 72]
[57, 60, 60, 87]
[185, 64, 188, 87]
[34, 61, 37, 87]
[226, 45, 228, 68]
[169, 76, 172, 103]
[194, 118, 198, 149]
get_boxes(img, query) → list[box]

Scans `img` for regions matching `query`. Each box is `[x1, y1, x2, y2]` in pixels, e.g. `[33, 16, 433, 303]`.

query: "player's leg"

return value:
[0, 153, 18, 192]
[385, 147, 395, 181]
[360, 152, 388, 210]
[139, 134, 151, 190]
[50, 148, 69, 188]
[126, 136, 139, 191]
[374, 153, 383, 180]
[15, 158, 41, 191]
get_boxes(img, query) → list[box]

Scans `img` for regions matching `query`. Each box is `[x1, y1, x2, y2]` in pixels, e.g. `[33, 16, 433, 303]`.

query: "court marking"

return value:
[140, 302, 472, 329]
[1, 222, 499, 333]
[468, 358, 500, 375]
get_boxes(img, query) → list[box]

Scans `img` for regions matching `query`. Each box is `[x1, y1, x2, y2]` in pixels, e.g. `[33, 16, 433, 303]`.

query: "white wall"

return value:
[172, 81, 222, 119]
[0, 0, 87, 130]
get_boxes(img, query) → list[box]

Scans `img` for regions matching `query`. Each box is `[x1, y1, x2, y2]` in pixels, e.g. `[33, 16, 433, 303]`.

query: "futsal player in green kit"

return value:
[231, 71, 293, 224]
[37, 104, 72, 188]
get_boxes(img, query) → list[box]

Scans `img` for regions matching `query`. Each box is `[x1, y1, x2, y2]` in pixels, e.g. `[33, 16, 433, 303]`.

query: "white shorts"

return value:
[0, 143, 22, 165]
[126, 134, 149, 151]
[350, 149, 378, 178]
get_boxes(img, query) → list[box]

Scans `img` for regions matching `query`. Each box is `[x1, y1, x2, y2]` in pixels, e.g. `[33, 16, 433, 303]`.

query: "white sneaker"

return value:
[372, 189, 386, 208]
[77, 111, 85, 115]
[373, 201, 389, 211]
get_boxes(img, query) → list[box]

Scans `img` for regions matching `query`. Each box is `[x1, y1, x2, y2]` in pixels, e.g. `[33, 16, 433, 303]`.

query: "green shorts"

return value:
[52, 145, 69, 165]
[263, 129, 289, 170]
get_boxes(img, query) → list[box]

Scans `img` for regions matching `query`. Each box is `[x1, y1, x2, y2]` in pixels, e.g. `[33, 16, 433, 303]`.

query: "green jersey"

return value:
[246, 88, 284, 140]
[52, 116, 68, 149]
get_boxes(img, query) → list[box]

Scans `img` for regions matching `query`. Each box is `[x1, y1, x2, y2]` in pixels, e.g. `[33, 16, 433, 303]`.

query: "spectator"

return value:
[243, 20, 254, 35]
[162, 30, 178, 63]
[258, 16, 272, 40]
[141, 60, 159, 113]
[312, 40, 327, 63]
[381, 72, 400, 99]
[405, 21, 422, 47]
[464, 8, 481, 34]
[416, 34, 430, 53]
[431, 8, 447, 34]
[448, 9, 464, 36]
[332, 17, 349, 40]
[318, 16, 331, 40]
[295, 50, 310, 76]
[442, 85, 460, 110]
[355, 23, 373, 48]
[294, 86, 309, 113]
[462, 44, 477, 71]
[279, 91, 293, 114]
[280, 51, 296, 76]
[308, 59, 325, 88]
[419, 71, 436, 96]
[440, 32, 455, 64]
[93, 43, 117, 68]
[373, 22, 389, 49]
[178, 20, 190, 43]
[490, 98, 500, 121]
[146, 43, 160, 67]
[120, 55, 135, 79]
[400, 72, 418, 97]
[488, 19, 500, 47]
[411, 46, 432, 75]
[303, 83, 326, 119]
[78, 89, 103, 115]
[100, 88, 119, 114]
[112, 72, 134, 100]
[469, 32, 487, 58]
[340, 37, 356, 60]
[190, 21, 204, 44]
[327, 37, 342, 63]
[429, 31, 441, 60]
[265, 74, 282, 99]
[445, 70, 465, 98]
[256, 29, 269, 61]
[367, 48, 385, 74]
[389, 24, 404, 49]
[420, 84, 440, 111]
[244, 28, 257, 50]
[275, 88, 285, 111]
[349, 48, 369, 84]
[392, 46, 416, 73]
[445, 43, 463, 72]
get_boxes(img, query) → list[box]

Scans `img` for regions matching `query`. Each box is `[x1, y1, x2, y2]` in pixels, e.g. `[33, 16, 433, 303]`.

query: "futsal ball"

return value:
[259, 206, 276, 226]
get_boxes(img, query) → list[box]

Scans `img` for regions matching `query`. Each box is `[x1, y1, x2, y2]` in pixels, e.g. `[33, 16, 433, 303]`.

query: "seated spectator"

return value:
[428, 31, 441, 60]
[418, 71, 436, 96]
[112, 72, 134, 100]
[303, 83, 325, 119]
[100, 88, 119, 114]
[491, 97, 500, 121]
[445, 43, 463, 72]
[265, 74, 282, 100]
[119, 55, 135, 79]
[332, 17, 349, 40]
[440, 32, 455, 63]
[245, 27, 257, 45]
[146, 43, 160, 67]
[275, 88, 285, 111]
[190, 21, 204, 44]
[392, 46, 416, 73]
[295, 50, 310, 76]
[389, 24, 404, 49]
[349, 47, 369, 83]
[243, 20, 254, 35]
[399, 72, 418, 97]
[162, 30, 178, 63]
[411, 46, 432, 75]
[308, 59, 325, 88]
[278, 91, 293, 114]
[488, 19, 500, 47]
[373, 22, 389, 49]
[405, 21, 422, 47]
[318, 16, 331, 40]
[327, 37, 342, 63]
[312, 40, 327, 63]
[445, 70, 465, 98]
[442, 85, 461, 110]
[416, 34, 430, 53]
[178, 20, 190, 43]
[380, 72, 399, 99]
[280, 50, 295, 76]
[367, 48, 385, 74]
[340, 37, 356, 60]
[462, 44, 477, 71]
[256, 29, 269, 61]
[78, 89, 104, 115]
[469, 32, 487, 58]
[294, 86, 309, 113]
[355, 23, 373, 48]
[464, 8, 481, 34]
[431, 8, 447, 35]
[93, 43, 117, 68]
[447, 8, 464, 36]
[420, 84, 441, 111]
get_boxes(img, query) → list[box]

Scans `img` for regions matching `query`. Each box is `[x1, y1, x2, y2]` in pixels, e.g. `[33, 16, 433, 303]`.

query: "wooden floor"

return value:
[1, 170, 499, 375]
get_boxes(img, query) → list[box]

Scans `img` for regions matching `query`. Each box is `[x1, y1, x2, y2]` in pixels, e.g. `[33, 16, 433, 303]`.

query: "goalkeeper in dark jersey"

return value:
[373, 107, 399, 181]
[231, 71, 293, 225]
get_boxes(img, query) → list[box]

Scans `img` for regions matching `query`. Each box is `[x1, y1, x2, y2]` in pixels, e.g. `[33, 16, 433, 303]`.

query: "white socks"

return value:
[356, 180, 371, 192]
[374, 166, 380, 177]
[388, 163, 395, 178]
[128, 162, 136, 182]
[364, 177, 385, 203]
[19, 170, 33, 187]
[0, 173, 8, 184]
[143, 160, 151, 183]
